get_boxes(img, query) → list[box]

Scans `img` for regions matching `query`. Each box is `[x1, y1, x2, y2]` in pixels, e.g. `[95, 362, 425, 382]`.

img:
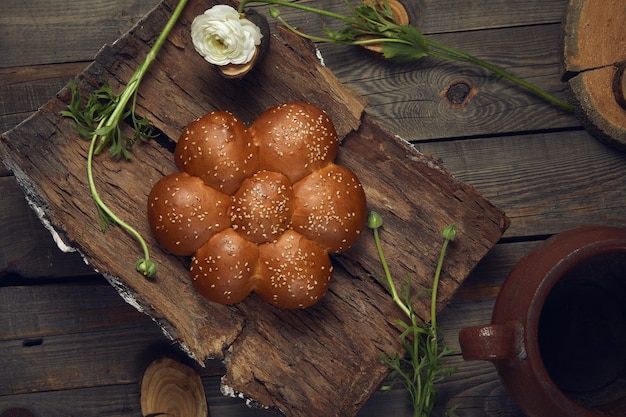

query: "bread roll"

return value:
[175, 111, 259, 195]
[231, 170, 295, 244]
[251, 102, 338, 184]
[191, 228, 259, 304]
[148, 102, 367, 309]
[147, 172, 231, 256]
[292, 164, 367, 253]
[256, 230, 332, 309]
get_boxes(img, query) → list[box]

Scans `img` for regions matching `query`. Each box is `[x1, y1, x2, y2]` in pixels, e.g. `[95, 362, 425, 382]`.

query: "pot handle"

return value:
[458, 322, 522, 362]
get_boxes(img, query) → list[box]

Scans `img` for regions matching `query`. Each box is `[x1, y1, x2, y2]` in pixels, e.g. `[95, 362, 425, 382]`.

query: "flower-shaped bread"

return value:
[147, 102, 367, 308]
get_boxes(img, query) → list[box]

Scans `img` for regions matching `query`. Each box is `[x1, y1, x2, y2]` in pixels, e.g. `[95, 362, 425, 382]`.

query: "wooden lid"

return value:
[563, 0, 626, 151]
[140, 358, 209, 417]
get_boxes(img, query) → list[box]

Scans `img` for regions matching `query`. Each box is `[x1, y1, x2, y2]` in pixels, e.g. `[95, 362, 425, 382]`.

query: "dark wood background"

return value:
[2, 0, 625, 416]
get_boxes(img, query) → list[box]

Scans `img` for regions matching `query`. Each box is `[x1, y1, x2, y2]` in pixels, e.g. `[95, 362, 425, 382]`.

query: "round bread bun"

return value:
[231, 170, 295, 244]
[291, 164, 367, 253]
[147, 172, 231, 256]
[148, 102, 367, 309]
[256, 230, 332, 309]
[191, 228, 259, 305]
[175, 111, 259, 195]
[250, 102, 339, 184]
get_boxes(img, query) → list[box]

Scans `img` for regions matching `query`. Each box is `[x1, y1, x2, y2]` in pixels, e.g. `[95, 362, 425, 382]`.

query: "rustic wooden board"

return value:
[562, 0, 626, 150]
[0, 0, 508, 415]
[0, 63, 88, 134]
[0, 175, 94, 278]
[0, 1, 578, 141]
[418, 129, 626, 238]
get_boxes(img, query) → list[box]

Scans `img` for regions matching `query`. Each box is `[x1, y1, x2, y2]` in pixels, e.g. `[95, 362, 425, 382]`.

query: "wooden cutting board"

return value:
[0, 0, 508, 415]
[563, 0, 626, 151]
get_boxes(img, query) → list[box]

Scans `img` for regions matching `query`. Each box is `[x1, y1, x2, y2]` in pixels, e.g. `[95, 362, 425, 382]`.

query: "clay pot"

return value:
[459, 225, 626, 417]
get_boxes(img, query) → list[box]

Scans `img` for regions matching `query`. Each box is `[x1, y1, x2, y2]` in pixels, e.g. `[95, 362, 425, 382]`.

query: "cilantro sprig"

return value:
[239, 0, 572, 112]
[368, 211, 458, 417]
[62, 0, 189, 278]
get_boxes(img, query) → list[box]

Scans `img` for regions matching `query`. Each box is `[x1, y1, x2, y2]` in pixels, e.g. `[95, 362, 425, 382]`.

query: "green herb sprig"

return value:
[367, 211, 457, 417]
[238, 0, 572, 112]
[62, 0, 188, 278]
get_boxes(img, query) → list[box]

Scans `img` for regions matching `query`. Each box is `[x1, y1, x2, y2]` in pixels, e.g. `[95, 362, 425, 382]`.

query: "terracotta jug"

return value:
[459, 225, 626, 417]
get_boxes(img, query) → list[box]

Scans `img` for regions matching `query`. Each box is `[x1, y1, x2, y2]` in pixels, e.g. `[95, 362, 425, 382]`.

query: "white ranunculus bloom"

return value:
[191, 5, 263, 66]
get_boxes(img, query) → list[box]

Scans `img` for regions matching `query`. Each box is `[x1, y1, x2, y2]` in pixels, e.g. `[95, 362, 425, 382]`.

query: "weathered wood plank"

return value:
[0, 176, 93, 279]
[0, 63, 87, 134]
[418, 129, 626, 237]
[0, 1, 507, 416]
[0, 281, 151, 341]
[242, 1, 577, 139]
[319, 23, 578, 140]
[2, 326, 174, 394]
[0, 382, 282, 417]
[0, 0, 570, 69]
[0, 240, 538, 417]
[244, 0, 568, 35]
[0, 2, 577, 141]
[0, 0, 161, 68]
[0, 281, 280, 416]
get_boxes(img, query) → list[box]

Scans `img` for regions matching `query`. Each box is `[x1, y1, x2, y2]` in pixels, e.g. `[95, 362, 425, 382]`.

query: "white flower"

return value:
[191, 5, 263, 66]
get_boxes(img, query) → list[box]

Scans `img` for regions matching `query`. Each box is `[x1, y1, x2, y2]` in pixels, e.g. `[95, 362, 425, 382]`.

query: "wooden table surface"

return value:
[1, 0, 625, 416]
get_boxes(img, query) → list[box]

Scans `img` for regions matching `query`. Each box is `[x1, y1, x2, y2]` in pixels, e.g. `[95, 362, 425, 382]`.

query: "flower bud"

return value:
[442, 224, 457, 241]
[137, 259, 157, 278]
[367, 211, 383, 229]
[269, 7, 281, 18]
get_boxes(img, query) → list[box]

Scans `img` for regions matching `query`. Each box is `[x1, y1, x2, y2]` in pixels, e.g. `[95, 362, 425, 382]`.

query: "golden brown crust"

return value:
[191, 228, 260, 305]
[148, 102, 366, 309]
[175, 111, 259, 195]
[147, 172, 231, 256]
[292, 164, 367, 253]
[256, 230, 332, 309]
[251, 102, 339, 184]
[230, 170, 295, 244]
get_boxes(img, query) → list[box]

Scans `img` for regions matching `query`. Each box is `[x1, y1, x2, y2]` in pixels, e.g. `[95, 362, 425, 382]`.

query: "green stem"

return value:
[431, 224, 456, 329]
[241, 0, 572, 112]
[88, 0, 188, 277]
[238, 0, 350, 21]
[272, 14, 340, 44]
[87, 127, 152, 267]
[95, 0, 189, 154]
[372, 226, 412, 318]
[430, 238, 448, 330]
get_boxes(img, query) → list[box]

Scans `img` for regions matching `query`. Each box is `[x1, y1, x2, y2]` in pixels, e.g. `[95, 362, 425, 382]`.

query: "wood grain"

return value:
[0, 0, 507, 415]
[330, 23, 576, 140]
[249, 1, 577, 140]
[141, 357, 209, 417]
[418, 129, 626, 238]
[0, 176, 93, 278]
[5, 0, 622, 416]
[0, 63, 90, 135]
[0, 281, 279, 417]
[0, 0, 161, 68]
[562, 0, 626, 151]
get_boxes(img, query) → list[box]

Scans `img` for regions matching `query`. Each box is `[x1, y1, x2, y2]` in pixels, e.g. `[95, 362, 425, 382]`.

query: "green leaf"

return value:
[378, 24, 430, 63]
[381, 42, 429, 63]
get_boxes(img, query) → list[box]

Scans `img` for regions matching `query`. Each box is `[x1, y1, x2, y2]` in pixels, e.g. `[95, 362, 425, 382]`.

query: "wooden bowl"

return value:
[216, 9, 270, 79]
[141, 358, 209, 417]
[359, 0, 410, 54]
[562, 0, 626, 151]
